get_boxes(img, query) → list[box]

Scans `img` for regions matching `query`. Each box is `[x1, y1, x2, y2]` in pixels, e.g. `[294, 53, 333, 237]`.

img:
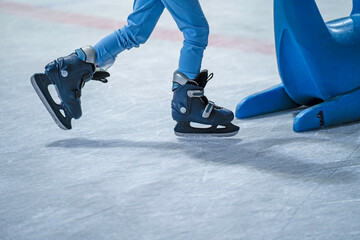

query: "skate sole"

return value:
[30, 74, 69, 130]
[174, 130, 239, 138]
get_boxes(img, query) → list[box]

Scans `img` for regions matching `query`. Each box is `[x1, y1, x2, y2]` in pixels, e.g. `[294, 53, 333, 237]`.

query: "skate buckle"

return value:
[202, 101, 215, 119]
[187, 90, 204, 98]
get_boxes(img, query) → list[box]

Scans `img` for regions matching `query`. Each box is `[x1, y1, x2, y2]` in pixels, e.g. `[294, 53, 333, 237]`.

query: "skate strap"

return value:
[187, 90, 216, 118]
[187, 90, 204, 98]
[202, 101, 215, 119]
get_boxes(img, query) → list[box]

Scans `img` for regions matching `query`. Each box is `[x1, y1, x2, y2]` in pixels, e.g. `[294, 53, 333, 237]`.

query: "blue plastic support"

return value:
[235, 84, 300, 119]
[236, 0, 360, 132]
[294, 88, 360, 132]
[353, 0, 360, 15]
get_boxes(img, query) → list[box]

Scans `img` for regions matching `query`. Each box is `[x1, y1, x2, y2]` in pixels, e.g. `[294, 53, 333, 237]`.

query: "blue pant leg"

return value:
[161, 0, 209, 79]
[94, 0, 165, 67]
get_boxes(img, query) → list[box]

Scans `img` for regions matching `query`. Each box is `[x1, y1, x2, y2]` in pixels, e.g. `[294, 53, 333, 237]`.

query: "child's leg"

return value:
[161, 0, 209, 79]
[164, 1, 239, 136]
[94, 0, 165, 68]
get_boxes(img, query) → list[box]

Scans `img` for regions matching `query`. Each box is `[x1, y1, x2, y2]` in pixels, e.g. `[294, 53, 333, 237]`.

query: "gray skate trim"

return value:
[202, 101, 215, 119]
[173, 71, 197, 86]
[174, 129, 239, 138]
[30, 76, 68, 130]
[187, 90, 204, 98]
[81, 46, 97, 64]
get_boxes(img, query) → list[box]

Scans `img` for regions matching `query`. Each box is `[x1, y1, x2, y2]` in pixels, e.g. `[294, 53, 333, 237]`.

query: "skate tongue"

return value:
[193, 70, 212, 88]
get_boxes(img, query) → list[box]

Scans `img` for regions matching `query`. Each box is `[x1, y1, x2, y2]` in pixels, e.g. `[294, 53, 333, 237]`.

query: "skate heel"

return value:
[174, 121, 192, 136]
[31, 73, 72, 130]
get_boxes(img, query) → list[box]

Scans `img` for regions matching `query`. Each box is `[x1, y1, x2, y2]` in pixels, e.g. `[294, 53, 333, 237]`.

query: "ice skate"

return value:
[172, 70, 239, 137]
[31, 46, 109, 130]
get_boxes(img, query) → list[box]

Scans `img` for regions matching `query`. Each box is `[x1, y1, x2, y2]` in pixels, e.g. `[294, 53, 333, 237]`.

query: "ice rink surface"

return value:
[1, 0, 360, 239]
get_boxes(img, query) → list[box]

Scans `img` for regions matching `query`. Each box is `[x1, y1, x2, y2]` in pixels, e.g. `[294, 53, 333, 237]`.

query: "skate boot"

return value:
[172, 70, 239, 137]
[31, 46, 109, 130]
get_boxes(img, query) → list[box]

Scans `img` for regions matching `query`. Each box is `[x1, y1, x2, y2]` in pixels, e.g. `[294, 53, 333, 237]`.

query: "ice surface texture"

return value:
[0, 0, 359, 240]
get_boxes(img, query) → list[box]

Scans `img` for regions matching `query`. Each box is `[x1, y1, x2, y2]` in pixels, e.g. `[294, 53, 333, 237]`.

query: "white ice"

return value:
[0, 0, 359, 239]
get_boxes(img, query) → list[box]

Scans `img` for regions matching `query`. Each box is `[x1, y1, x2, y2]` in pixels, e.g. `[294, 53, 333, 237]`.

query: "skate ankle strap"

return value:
[172, 71, 198, 91]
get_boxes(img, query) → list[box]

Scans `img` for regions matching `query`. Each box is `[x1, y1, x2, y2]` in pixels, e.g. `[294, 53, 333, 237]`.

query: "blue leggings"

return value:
[93, 0, 209, 79]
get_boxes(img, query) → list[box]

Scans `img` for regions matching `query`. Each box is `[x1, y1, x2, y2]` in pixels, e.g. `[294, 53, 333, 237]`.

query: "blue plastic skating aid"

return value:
[236, 0, 360, 132]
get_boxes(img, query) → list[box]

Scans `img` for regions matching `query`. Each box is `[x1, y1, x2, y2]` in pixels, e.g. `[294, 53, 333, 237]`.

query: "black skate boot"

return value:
[172, 70, 239, 137]
[31, 46, 109, 130]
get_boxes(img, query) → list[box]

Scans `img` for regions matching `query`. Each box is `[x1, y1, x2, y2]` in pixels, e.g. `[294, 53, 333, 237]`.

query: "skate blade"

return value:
[174, 122, 240, 138]
[31, 74, 71, 130]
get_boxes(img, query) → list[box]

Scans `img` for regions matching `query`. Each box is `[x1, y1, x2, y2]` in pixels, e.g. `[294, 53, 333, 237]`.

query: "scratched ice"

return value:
[0, 0, 359, 240]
